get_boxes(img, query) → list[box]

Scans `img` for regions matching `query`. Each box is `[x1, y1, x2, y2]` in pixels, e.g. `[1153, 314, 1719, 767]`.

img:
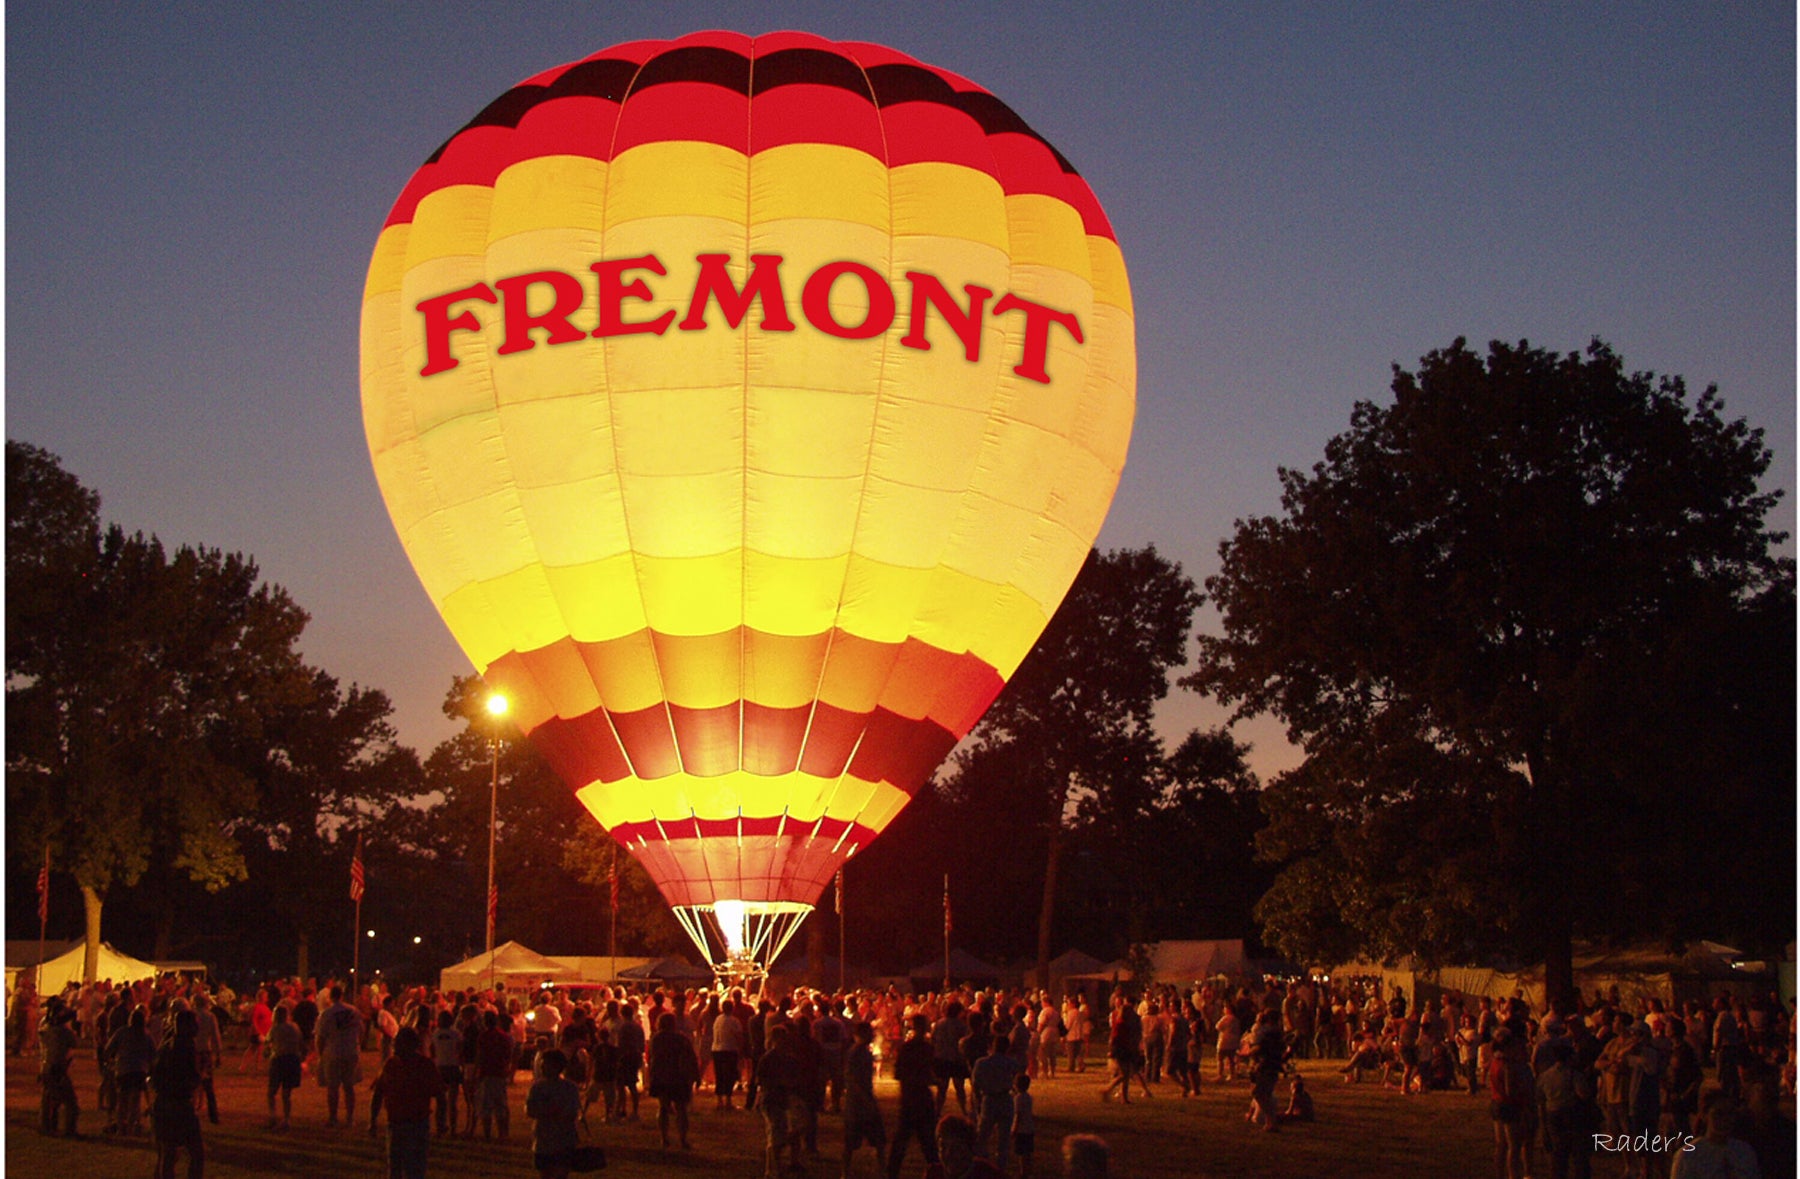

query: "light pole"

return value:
[484, 693, 508, 978]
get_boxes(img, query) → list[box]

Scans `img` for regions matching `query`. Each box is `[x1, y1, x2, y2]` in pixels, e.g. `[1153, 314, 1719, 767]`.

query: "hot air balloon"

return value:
[361, 30, 1133, 982]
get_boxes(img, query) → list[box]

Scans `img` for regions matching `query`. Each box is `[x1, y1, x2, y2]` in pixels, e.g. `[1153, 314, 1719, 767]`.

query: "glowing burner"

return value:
[671, 901, 812, 988]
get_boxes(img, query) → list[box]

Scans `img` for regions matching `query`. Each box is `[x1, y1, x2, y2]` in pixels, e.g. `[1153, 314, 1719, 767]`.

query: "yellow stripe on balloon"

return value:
[889, 162, 1009, 254]
[1003, 193, 1095, 279]
[488, 155, 613, 243]
[364, 223, 412, 300]
[405, 184, 495, 267]
[606, 142, 748, 225]
[1088, 236, 1133, 316]
[749, 143, 892, 229]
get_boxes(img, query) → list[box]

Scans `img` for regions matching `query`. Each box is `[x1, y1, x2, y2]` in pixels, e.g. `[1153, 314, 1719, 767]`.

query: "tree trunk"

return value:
[805, 915, 826, 989]
[1543, 921, 1575, 1013]
[80, 884, 103, 985]
[153, 903, 174, 963]
[1035, 777, 1071, 990]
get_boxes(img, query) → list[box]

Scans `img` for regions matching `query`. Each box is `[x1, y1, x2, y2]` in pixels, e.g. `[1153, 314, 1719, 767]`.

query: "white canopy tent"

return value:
[5, 940, 159, 996]
[439, 941, 583, 993]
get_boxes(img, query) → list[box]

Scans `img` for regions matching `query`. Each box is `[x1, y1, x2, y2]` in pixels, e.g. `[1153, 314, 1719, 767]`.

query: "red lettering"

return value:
[900, 272, 992, 361]
[993, 293, 1083, 385]
[801, 261, 896, 340]
[679, 253, 795, 332]
[590, 254, 675, 338]
[417, 282, 497, 376]
[494, 270, 588, 355]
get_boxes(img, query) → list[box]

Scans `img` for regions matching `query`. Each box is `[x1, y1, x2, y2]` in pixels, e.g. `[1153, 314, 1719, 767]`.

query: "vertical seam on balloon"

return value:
[793, 46, 892, 843]
[593, 47, 661, 792]
[734, 35, 758, 906]
[932, 77, 1025, 736]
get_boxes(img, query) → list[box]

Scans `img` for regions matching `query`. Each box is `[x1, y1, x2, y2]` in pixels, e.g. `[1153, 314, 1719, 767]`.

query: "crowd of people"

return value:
[8, 965, 1794, 1179]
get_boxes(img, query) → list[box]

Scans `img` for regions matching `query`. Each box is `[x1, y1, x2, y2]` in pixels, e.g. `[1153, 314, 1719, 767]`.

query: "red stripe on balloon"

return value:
[606, 822, 877, 907]
[382, 36, 1118, 243]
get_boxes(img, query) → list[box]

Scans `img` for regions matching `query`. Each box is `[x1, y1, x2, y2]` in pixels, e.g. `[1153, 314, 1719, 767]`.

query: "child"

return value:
[526, 1048, 582, 1179]
[1281, 1074, 1315, 1123]
[1012, 1072, 1037, 1179]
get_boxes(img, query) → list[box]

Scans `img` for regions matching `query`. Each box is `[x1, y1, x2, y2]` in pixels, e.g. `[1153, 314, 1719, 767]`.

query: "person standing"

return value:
[757, 1023, 804, 1178]
[265, 1004, 304, 1130]
[648, 1011, 698, 1150]
[841, 1020, 887, 1179]
[316, 985, 366, 1128]
[108, 1006, 157, 1136]
[149, 1009, 205, 1179]
[242, 989, 273, 1074]
[39, 1003, 80, 1138]
[1034, 1000, 1061, 1080]
[1099, 995, 1149, 1104]
[615, 1000, 646, 1121]
[711, 997, 746, 1109]
[193, 995, 223, 1125]
[526, 1048, 583, 1179]
[368, 1026, 443, 1179]
[931, 1002, 971, 1115]
[475, 1009, 517, 1141]
[428, 1009, 463, 1137]
[1011, 1074, 1037, 1179]
[970, 1035, 1021, 1170]
[888, 1015, 941, 1179]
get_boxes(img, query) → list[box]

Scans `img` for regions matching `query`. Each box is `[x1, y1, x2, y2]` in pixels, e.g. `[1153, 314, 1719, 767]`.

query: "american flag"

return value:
[36, 851, 49, 924]
[487, 883, 498, 932]
[943, 873, 951, 936]
[349, 834, 365, 902]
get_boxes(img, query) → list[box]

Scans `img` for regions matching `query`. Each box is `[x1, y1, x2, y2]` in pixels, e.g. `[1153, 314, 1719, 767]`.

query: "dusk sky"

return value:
[8, 3, 1794, 777]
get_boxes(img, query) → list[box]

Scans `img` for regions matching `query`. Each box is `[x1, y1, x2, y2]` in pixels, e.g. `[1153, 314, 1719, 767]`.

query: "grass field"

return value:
[4, 1047, 1520, 1179]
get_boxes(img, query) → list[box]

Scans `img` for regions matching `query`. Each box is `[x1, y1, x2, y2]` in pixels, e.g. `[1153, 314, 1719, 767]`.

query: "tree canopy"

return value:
[1189, 339, 1793, 1001]
[7, 441, 318, 979]
[943, 546, 1213, 977]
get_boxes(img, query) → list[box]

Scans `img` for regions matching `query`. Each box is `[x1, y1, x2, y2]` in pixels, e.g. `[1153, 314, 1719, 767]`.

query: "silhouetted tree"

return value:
[945, 546, 1203, 984]
[1190, 340, 1793, 1005]
[7, 441, 315, 982]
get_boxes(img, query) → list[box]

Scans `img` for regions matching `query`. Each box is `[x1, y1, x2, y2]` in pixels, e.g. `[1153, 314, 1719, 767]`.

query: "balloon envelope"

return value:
[361, 30, 1133, 920]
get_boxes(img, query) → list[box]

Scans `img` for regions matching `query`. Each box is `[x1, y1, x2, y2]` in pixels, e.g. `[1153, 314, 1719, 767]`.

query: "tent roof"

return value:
[6, 940, 83, 970]
[1148, 940, 1246, 980]
[5, 941, 159, 991]
[1047, 949, 1108, 976]
[440, 941, 583, 987]
[547, 956, 657, 983]
[616, 957, 711, 982]
[906, 947, 1004, 981]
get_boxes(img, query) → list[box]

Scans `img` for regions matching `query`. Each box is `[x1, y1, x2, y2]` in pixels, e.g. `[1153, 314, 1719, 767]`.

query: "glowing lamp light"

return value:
[486, 694, 509, 718]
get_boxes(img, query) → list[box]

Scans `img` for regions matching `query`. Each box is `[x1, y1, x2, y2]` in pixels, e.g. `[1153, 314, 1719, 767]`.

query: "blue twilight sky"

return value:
[7, 3, 1794, 777]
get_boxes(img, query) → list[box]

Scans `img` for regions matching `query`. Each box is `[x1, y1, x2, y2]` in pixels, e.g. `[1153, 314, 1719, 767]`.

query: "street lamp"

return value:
[484, 693, 508, 967]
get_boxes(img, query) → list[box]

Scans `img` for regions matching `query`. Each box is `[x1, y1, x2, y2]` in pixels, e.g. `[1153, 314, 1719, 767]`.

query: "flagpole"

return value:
[608, 841, 618, 987]
[36, 845, 50, 997]
[943, 873, 951, 991]
[835, 868, 845, 994]
[483, 694, 509, 994]
[350, 833, 365, 991]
